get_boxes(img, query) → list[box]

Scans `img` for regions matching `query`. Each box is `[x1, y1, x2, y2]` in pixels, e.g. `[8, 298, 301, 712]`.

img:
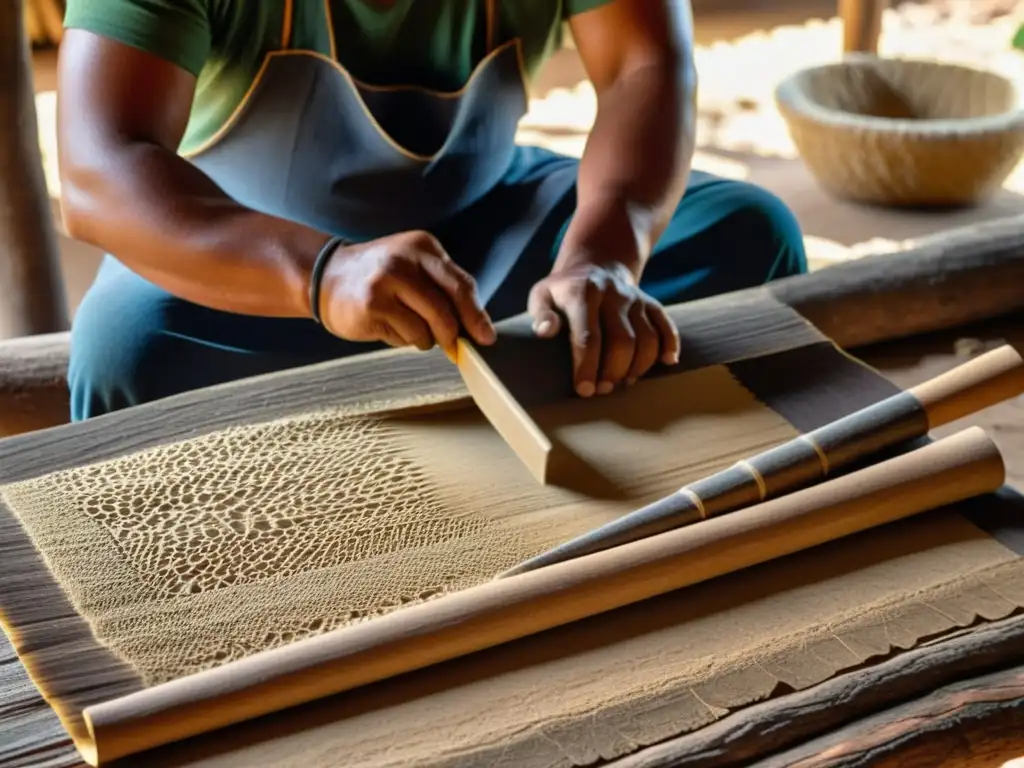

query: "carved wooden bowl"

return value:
[775, 55, 1024, 207]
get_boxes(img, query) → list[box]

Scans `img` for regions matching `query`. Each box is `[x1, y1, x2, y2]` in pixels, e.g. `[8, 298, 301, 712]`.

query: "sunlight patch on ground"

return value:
[35, 90, 59, 199]
[803, 234, 908, 272]
[690, 151, 750, 181]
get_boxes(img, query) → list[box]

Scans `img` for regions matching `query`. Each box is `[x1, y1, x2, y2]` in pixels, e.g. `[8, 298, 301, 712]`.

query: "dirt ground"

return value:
[518, 0, 1024, 262]
[29, 0, 1024, 315]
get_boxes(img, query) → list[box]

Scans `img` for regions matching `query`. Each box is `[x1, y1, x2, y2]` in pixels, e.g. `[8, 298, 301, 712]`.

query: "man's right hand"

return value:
[318, 230, 497, 358]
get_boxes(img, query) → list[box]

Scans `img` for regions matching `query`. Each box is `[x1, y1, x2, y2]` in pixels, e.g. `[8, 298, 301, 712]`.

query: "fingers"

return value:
[648, 303, 681, 365]
[380, 299, 435, 351]
[625, 302, 660, 385]
[565, 282, 603, 398]
[527, 283, 562, 338]
[417, 246, 496, 347]
[538, 272, 676, 397]
[596, 296, 636, 395]
[373, 320, 412, 349]
[393, 273, 461, 356]
[373, 231, 496, 355]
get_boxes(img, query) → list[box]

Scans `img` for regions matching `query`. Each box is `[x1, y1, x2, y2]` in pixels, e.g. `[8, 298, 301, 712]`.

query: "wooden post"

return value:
[839, 0, 887, 54]
[0, 4, 69, 340]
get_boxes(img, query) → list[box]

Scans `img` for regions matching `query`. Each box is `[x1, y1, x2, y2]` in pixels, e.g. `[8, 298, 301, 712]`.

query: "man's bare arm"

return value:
[58, 30, 331, 317]
[560, 0, 697, 279]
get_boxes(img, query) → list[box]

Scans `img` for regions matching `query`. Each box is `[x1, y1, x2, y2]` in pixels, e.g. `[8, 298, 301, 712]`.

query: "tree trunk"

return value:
[0, 4, 68, 340]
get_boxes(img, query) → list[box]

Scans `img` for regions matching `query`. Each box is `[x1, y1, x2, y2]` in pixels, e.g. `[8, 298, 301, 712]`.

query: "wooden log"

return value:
[770, 214, 1024, 350]
[0, 331, 74, 436]
[0, 215, 1022, 437]
[0, 4, 68, 340]
[602, 610, 1024, 765]
[839, 0, 887, 54]
[745, 663, 1024, 767]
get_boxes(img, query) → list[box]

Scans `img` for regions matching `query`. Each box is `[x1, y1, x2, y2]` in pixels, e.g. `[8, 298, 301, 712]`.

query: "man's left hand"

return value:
[528, 262, 680, 398]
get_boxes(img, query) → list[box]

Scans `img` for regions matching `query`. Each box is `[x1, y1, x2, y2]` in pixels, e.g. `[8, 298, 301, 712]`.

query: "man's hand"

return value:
[319, 231, 496, 358]
[528, 262, 680, 397]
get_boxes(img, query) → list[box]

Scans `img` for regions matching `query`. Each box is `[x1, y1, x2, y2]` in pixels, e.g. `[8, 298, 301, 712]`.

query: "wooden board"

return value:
[2, 312, 1024, 768]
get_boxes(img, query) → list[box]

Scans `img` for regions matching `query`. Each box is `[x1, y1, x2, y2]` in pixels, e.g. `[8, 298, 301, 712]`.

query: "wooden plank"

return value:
[0, 631, 81, 768]
[0, 270, 1022, 766]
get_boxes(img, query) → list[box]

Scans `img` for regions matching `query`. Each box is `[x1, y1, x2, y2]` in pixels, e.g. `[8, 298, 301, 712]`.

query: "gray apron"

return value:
[181, 0, 578, 306]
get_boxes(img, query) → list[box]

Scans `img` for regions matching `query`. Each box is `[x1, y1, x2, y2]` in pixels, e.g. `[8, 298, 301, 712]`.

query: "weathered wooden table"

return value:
[1, 316, 1023, 768]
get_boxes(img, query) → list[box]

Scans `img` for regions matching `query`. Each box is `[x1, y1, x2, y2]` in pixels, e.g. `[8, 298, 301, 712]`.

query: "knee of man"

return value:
[67, 290, 156, 422]
[719, 183, 808, 283]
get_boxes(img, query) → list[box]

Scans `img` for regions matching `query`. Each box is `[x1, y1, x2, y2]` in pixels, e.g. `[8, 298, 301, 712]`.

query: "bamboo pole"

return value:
[839, 0, 887, 54]
[0, 2, 69, 340]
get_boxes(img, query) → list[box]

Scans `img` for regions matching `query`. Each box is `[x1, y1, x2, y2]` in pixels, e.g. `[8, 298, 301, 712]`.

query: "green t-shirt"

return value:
[64, 0, 611, 155]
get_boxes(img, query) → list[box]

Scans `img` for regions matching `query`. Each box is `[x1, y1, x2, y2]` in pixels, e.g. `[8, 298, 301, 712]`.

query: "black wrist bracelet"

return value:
[308, 235, 348, 326]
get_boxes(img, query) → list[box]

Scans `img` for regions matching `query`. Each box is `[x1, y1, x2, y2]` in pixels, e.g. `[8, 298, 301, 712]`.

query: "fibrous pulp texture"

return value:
[1, 367, 798, 686]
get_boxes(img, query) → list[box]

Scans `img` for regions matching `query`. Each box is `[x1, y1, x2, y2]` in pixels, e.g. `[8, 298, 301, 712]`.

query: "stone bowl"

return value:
[775, 55, 1024, 207]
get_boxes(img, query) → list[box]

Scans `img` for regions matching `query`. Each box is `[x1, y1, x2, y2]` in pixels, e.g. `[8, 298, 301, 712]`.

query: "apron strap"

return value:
[281, 0, 295, 49]
[485, 0, 497, 54]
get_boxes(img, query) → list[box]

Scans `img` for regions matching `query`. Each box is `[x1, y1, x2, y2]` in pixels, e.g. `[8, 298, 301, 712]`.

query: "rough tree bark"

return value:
[0, 4, 68, 340]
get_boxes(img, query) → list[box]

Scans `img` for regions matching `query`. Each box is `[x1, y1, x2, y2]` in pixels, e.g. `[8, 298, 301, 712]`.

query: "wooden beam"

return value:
[0, 4, 68, 340]
[839, 0, 887, 54]
[771, 214, 1024, 350]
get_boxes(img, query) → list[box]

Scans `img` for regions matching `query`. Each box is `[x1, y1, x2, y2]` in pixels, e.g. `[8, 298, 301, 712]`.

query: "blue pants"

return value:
[69, 152, 807, 421]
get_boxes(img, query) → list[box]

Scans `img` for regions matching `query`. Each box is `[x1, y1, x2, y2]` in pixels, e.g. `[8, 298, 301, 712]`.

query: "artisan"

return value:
[57, 0, 807, 421]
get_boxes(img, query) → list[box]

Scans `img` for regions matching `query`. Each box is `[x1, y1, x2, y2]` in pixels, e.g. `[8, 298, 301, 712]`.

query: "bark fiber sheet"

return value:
[0, 289, 1021, 767]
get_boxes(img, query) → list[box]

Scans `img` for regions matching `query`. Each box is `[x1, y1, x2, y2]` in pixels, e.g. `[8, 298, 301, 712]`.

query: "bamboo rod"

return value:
[501, 344, 1024, 576]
